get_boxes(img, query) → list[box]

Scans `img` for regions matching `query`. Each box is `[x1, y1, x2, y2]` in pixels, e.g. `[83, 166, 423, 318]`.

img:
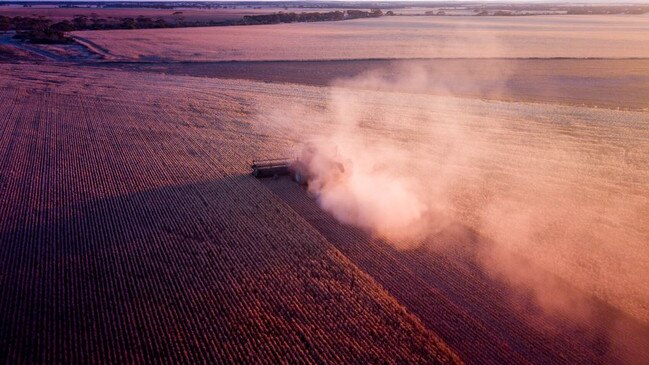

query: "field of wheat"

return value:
[1, 60, 647, 363]
[74, 15, 649, 61]
[0, 63, 463, 364]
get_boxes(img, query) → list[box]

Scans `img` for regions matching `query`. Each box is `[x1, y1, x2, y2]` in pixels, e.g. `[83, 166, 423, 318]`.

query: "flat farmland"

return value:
[1, 62, 648, 364]
[75, 15, 649, 61]
[257, 87, 649, 363]
[3, 10, 649, 364]
[0, 64, 459, 364]
[111, 58, 649, 111]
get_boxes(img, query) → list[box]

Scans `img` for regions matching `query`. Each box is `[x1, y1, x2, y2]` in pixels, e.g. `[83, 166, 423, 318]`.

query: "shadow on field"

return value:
[0, 174, 297, 363]
[261, 176, 649, 365]
[3, 175, 250, 256]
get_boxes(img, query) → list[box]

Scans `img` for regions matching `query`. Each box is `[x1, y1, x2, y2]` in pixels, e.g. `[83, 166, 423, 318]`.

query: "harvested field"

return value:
[247, 66, 649, 363]
[245, 80, 649, 327]
[264, 179, 649, 364]
[107, 58, 649, 111]
[75, 15, 649, 61]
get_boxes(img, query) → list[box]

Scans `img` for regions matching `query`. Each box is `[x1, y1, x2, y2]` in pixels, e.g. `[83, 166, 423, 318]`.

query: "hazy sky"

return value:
[6, 0, 649, 5]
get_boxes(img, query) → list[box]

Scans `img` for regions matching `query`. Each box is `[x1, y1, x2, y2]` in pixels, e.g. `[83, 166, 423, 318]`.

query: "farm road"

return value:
[0, 33, 66, 61]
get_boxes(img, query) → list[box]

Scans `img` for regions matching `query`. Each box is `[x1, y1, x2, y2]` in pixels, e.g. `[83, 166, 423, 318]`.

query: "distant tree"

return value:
[14, 27, 71, 44]
[72, 15, 88, 29]
[346, 10, 367, 19]
[0, 16, 12, 32]
[154, 19, 169, 28]
[121, 17, 136, 29]
[51, 20, 74, 32]
[172, 11, 184, 24]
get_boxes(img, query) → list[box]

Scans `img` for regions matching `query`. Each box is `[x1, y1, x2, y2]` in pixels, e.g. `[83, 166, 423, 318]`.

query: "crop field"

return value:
[246, 81, 649, 327]
[265, 179, 649, 364]
[0, 64, 459, 364]
[256, 85, 649, 362]
[112, 58, 649, 111]
[1, 60, 648, 363]
[74, 15, 649, 61]
[2, 9, 649, 365]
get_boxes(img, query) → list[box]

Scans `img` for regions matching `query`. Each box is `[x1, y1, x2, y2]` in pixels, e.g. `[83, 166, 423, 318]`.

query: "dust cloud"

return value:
[256, 57, 649, 363]
[295, 137, 429, 246]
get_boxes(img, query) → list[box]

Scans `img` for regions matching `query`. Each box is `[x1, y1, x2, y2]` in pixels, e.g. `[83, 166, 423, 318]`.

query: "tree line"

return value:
[1, 15, 180, 43]
[0, 9, 388, 44]
[565, 6, 649, 15]
[242, 9, 385, 25]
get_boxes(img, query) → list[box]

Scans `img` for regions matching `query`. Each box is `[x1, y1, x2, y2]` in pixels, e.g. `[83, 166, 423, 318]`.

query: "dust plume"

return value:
[294, 135, 429, 246]
[256, 58, 649, 363]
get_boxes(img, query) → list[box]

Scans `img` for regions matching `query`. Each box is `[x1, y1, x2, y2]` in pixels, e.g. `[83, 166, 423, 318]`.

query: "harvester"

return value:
[251, 144, 345, 185]
[251, 158, 308, 184]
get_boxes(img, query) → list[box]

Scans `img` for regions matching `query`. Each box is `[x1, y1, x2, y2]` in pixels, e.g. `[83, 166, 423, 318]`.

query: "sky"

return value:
[4, 0, 649, 3]
[3, 0, 649, 5]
